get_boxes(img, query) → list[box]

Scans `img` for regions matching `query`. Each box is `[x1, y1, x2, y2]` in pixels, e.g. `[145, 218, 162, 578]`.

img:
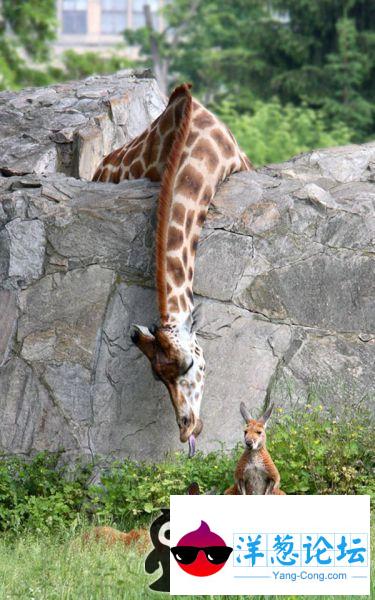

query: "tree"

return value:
[124, 1, 267, 101]
[125, 0, 374, 139]
[263, 0, 374, 137]
[0, 0, 56, 89]
[324, 17, 373, 135]
[125, 0, 203, 96]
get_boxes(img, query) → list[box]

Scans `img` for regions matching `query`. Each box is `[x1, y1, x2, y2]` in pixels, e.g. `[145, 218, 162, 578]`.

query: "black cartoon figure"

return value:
[145, 508, 170, 592]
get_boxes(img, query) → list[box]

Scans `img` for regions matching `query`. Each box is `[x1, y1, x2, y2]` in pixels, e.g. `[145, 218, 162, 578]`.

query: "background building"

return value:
[55, 0, 163, 54]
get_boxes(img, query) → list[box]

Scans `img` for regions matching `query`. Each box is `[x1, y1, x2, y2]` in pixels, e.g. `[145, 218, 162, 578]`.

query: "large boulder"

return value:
[0, 72, 374, 463]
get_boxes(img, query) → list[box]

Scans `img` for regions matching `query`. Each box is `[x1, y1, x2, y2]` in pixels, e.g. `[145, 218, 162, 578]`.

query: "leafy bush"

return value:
[216, 98, 355, 166]
[59, 50, 134, 82]
[0, 453, 88, 533]
[268, 403, 375, 496]
[0, 402, 373, 534]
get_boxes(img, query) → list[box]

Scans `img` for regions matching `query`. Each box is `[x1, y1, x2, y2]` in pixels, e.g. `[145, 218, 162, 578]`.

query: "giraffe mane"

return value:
[155, 83, 193, 323]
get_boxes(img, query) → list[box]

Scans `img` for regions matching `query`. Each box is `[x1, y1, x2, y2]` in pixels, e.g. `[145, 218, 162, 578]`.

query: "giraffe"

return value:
[93, 83, 252, 456]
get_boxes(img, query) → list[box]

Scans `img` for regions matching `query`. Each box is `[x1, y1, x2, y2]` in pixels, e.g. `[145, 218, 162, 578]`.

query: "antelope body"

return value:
[225, 403, 285, 496]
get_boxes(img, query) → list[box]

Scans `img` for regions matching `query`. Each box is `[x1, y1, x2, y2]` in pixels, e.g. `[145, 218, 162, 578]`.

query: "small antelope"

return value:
[82, 526, 149, 549]
[225, 402, 285, 495]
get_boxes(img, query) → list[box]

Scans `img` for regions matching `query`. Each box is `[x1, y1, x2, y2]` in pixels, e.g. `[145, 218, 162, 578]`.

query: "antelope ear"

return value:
[187, 482, 200, 495]
[240, 402, 251, 423]
[130, 324, 156, 361]
[260, 403, 274, 427]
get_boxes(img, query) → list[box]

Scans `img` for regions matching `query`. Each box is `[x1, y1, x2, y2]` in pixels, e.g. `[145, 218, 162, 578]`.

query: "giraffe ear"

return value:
[130, 325, 156, 361]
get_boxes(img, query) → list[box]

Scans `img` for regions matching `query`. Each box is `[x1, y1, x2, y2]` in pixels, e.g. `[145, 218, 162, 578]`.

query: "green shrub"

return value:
[0, 401, 373, 535]
[268, 403, 375, 496]
[216, 98, 355, 166]
[59, 50, 134, 81]
[90, 448, 238, 530]
[0, 453, 88, 533]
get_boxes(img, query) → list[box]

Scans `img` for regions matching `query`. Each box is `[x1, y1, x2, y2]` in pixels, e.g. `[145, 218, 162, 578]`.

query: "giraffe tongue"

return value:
[188, 434, 196, 458]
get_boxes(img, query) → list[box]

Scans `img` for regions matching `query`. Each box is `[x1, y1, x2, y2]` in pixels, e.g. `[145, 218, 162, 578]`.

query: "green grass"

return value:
[0, 527, 372, 600]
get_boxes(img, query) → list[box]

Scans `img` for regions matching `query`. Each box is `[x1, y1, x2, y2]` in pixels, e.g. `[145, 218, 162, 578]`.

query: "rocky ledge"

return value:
[0, 72, 374, 463]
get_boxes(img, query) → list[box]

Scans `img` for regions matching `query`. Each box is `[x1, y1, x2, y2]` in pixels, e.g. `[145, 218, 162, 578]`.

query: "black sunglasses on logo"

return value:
[171, 545, 233, 565]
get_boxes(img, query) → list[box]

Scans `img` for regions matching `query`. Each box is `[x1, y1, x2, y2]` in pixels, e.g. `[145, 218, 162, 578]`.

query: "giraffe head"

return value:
[131, 313, 205, 456]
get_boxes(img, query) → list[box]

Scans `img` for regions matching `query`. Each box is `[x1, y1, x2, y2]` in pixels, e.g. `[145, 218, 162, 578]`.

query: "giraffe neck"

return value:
[161, 97, 250, 327]
[93, 84, 252, 329]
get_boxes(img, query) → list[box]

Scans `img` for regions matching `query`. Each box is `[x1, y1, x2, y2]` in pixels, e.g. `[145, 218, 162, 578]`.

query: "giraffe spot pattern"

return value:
[190, 235, 199, 255]
[185, 209, 195, 237]
[160, 130, 175, 162]
[167, 257, 185, 287]
[142, 127, 159, 166]
[111, 168, 121, 184]
[168, 295, 179, 311]
[101, 167, 110, 182]
[159, 104, 175, 135]
[123, 144, 141, 166]
[193, 112, 215, 128]
[186, 130, 199, 147]
[173, 98, 186, 125]
[172, 203, 186, 225]
[176, 164, 203, 198]
[182, 247, 188, 267]
[113, 147, 126, 167]
[130, 160, 144, 178]
[211, 128, 235, 158]
[197, 210, 207, 227]
[200, 185, 213, 205]
[167, 226, 184, 251]
[191, 138, 219, 172]
[145, 166, 161, 181]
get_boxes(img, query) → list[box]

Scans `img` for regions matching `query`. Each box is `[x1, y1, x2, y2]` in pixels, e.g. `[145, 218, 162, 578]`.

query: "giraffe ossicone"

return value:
[93, 82, 252, 456]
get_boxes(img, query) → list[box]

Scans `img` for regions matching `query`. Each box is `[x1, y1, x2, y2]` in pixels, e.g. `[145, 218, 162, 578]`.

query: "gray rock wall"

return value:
[0, 72, 374, 463]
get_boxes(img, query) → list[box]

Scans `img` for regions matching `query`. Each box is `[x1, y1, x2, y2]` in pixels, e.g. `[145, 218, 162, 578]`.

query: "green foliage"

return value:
[0, 453, 88, 533]
[268, 403, 375, 496]
[127, 0, 374, 140]
[0, 0, 56, 89]
[323, 17, 374, 137]
[216, 98, 354, 165]
[2, 0, 56, 61]
[91, 448, 237, 529]
[0, 402, 373, 535]
[59, 50, 134, 81]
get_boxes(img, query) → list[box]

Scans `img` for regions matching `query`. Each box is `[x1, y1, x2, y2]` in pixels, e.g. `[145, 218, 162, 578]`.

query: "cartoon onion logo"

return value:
[171, 520, 233, 577]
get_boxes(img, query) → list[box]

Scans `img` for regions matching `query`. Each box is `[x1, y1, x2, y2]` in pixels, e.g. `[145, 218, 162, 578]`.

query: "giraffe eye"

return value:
[179, 359, 194, 376]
